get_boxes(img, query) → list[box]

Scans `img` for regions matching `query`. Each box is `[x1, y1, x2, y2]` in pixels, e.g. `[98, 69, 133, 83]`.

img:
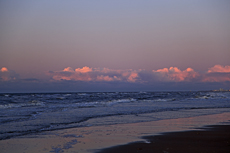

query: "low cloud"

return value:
[48, 66, 140, 82]
[75, 66, 92, 73]
[152, 65, 230, 83]
[63, 67, 74, 72]
[47, 65, 230, 83]
[202, 65, 230, 82]
[152, 67, 199, 82]
[207, 65, 230, 73]
[1, 67, 8, 72]
[0, 67, 19, 81]
[1, 65, 230, 92]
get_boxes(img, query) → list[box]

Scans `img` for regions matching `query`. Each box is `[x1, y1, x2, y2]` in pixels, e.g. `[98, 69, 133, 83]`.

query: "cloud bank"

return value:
[48, 66, 139, 82]
[1, 65, 229, 83]
[1, 65, 229, 92]
[47, 65, 230, 83]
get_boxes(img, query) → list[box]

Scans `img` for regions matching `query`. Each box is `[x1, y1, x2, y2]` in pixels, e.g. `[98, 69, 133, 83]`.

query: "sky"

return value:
[0, 0, 230, 92]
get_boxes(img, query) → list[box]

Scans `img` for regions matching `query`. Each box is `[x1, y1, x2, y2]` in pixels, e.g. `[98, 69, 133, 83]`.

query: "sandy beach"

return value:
[0, 112, 230, 153]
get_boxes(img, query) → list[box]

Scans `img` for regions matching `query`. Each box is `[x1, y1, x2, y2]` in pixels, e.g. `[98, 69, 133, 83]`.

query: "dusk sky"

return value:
[1, 0, 230, 92]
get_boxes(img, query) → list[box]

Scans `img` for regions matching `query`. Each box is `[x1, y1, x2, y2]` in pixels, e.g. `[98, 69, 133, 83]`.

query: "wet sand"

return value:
[97, 124, 230, 153]
[0, 112, 230, 153]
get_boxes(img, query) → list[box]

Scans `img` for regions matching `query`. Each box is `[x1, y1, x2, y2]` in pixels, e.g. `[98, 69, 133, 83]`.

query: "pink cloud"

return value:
[48, 66, 139, 82]
[47, 65, 230, 83]
[202, 65, 230, 82]
[51, 71, 92, 81]
[169, 67, 181, 73]
[153, 67, 199, 82]
[75, 66, 92, 73]
[1, 67, 8, 72]
[63, 67, 74, 72]
[49, 66, 94, 81]
[155, 68, 169, 73]
[207, 65, 230, 73]
[49, 67, 139, 82]
[0, 67, 9, 81]
[127, 72, 138, 82]
[0, 67, 19, 81]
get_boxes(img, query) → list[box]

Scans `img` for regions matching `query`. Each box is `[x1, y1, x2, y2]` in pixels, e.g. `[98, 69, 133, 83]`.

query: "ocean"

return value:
[1, 91, 230, 140]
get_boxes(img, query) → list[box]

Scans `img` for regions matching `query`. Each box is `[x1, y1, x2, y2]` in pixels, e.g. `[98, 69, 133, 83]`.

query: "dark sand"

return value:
[97, 124, 230, 153]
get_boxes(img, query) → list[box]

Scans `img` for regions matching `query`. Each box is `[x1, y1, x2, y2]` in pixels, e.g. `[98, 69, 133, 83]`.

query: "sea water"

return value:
[0, 91, 230, 140]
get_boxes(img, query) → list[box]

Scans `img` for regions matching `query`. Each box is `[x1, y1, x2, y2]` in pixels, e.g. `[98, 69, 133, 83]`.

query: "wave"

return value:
[73, 98, 137, 108]
[0, 101, 45, 109]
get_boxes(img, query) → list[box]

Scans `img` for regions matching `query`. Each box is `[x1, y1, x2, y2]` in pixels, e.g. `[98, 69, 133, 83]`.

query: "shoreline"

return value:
[0, 112, 230, 153]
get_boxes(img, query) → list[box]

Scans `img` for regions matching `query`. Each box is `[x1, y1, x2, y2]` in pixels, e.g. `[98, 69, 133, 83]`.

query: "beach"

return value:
[98, 124, 230, 153]
[1, 112, 230, 153]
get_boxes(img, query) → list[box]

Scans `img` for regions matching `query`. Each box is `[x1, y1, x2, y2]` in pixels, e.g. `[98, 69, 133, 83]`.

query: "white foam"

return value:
[0, 101, 45, 109]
